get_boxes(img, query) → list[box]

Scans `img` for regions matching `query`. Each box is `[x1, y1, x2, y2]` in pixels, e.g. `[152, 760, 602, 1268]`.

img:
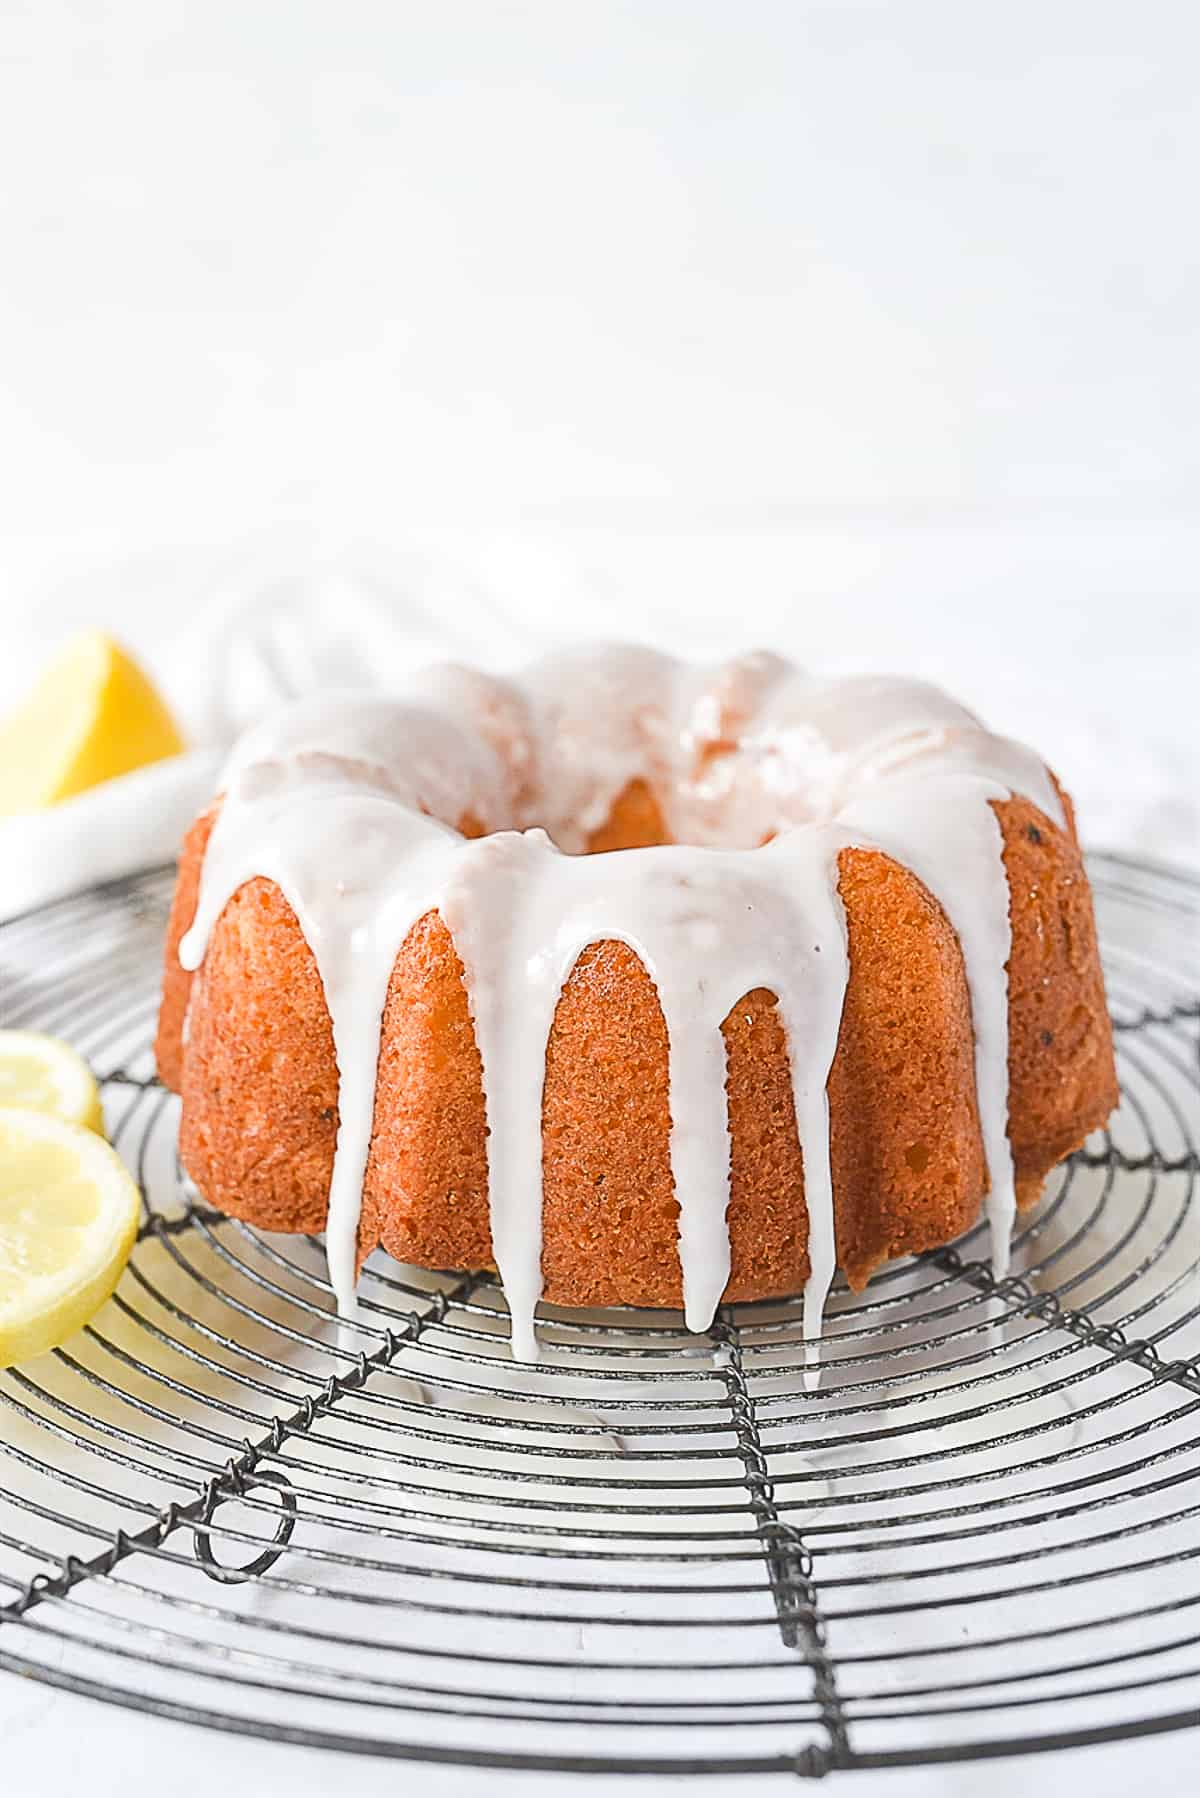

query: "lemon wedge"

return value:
[0, 1108, 140, 1366]
[0, 631, 185, 816]
[0, 1031, 104, 1134]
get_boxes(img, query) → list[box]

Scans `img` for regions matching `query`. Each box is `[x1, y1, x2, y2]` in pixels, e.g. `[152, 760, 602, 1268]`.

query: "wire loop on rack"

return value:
[193, 1469, 298, 1585]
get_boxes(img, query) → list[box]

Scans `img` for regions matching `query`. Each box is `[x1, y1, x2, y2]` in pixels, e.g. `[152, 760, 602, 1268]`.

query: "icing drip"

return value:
[440, 830, 565, 1364]
[178, 777, 466, 1312]
[762, 833, 852, 1356]
[839, 776, 1019, 1279]
[177, 647, 1067, 1358]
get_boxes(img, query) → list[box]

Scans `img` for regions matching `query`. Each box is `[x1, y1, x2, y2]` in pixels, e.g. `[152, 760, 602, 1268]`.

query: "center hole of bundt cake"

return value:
[580, 778, 674, 853]
[463, 776, 719, 855]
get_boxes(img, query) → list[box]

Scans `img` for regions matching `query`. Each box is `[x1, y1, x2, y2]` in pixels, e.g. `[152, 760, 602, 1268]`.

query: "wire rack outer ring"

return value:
[0, 852, 1198, 1777]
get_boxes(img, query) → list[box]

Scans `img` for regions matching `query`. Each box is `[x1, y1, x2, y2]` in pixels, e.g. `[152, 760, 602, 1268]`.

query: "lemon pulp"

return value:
[0, 1030, 104, 1133]
[0, 1109, 140, 1366]
[0, 631, 185, 816]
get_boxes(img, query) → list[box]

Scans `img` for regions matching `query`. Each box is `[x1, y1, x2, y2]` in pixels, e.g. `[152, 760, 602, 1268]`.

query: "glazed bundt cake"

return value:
[155, 645, 1117, 1358]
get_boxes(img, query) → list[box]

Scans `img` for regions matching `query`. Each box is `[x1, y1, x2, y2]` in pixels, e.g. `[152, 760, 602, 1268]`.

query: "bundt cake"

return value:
[155, 645, 1117, 1358]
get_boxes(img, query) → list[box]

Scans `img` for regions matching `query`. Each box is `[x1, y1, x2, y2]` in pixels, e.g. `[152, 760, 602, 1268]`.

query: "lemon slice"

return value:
[0, 631, 186, 816]
[0, 1109, 140, 1366]
[0, 1031, 104, 1133]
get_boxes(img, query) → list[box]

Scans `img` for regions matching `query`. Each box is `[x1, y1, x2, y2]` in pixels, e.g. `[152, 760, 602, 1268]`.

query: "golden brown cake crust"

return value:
[157, 768, 1118, 1311]
[154, 804, 215, 1095]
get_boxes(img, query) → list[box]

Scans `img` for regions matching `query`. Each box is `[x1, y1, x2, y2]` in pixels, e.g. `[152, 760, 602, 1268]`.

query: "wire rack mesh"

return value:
[0, 853, 1198, 1778]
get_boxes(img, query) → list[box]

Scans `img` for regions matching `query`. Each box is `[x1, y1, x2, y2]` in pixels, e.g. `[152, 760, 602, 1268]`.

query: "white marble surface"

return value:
[0, 1701, 1184, 1798]
[1, 3, 1199, 1793]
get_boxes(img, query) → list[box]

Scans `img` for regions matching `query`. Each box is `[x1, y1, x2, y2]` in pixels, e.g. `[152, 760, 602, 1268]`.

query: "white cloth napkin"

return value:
[0, 559, 535, 923]
[0, 749, 222, 922]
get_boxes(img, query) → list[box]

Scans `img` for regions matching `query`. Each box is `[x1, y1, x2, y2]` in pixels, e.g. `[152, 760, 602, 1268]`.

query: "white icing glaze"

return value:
[177, 646, 1067, 1360]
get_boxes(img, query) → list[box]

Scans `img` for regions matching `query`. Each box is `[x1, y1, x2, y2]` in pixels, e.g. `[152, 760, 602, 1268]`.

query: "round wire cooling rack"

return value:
[1, 855, 1199, 1779]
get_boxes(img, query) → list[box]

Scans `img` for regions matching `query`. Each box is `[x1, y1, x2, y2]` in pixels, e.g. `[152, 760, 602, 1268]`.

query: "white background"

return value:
[1, 0, 1198, 875]
[1, 3, 1198, 1793]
